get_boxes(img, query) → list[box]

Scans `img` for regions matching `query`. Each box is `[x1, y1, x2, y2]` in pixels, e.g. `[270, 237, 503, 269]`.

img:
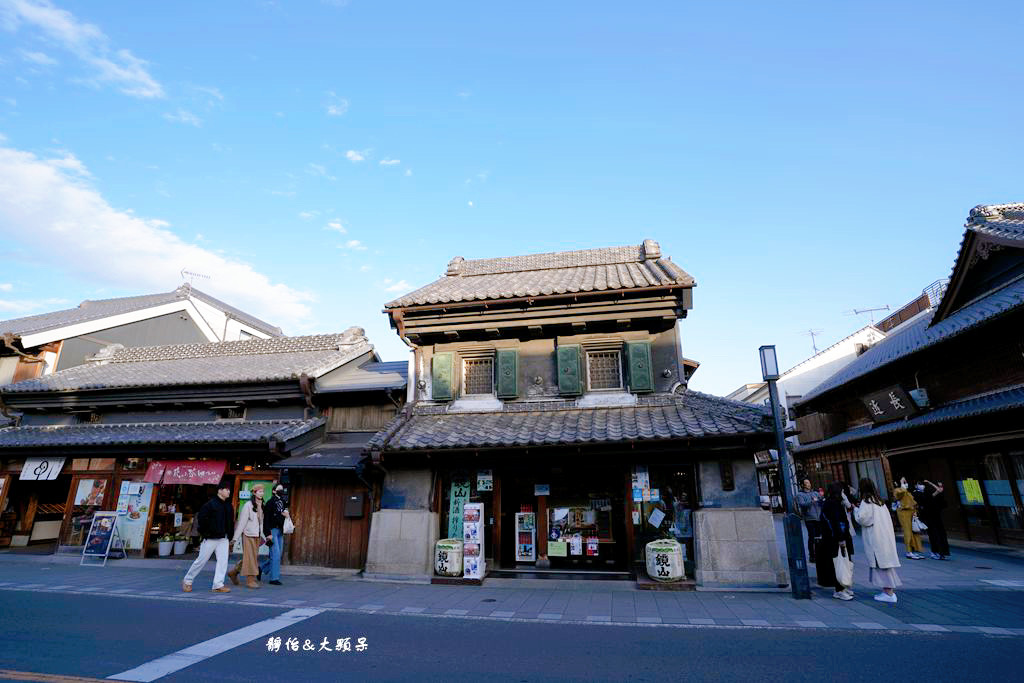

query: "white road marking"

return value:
[107, 608, 323, 682]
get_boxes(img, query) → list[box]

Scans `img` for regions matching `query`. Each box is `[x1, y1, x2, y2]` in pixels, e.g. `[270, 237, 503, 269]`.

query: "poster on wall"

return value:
[534, 484, 550, 496]
[74, 479, 108, 507]
[115, 481, 153, 551]
[476, 470, 493, 492]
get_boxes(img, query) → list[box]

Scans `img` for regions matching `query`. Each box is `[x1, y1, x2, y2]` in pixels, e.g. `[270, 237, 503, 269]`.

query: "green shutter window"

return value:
[626, 341, 653, 393]
[431, 352, 453, 401]
[557, 345, 582, 396]
[495, 349, 518, 399]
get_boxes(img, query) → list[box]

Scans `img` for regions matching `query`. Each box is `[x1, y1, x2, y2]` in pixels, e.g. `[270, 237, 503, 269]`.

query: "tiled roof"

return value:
[1, 331, 372, 393]
[0, 417, 324, 448]
[0, 286, 282, 339]
[273, 432, 373, 469]
[367, 391, 771, 452]
[798, 274, 1024, 405]
[967, 203, 1024, 243]
[385, 240, 694, 308]
[795, 385, 1024, 453]
[315, 359, 408, 393]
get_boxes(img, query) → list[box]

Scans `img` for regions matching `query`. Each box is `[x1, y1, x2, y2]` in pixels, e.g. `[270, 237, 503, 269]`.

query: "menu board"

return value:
[83, 512, 118, 557]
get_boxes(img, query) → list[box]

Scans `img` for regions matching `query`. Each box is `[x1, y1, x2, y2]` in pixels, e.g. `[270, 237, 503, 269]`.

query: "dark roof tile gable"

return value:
[385, 240, 694, 308]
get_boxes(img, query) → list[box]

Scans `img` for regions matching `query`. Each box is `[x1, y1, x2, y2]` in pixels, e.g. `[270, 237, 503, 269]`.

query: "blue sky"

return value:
[1, 1, 1022, 395]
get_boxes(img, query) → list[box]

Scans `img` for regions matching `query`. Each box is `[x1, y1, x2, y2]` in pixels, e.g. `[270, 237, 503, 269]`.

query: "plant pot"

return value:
[173, 540, 188, 555]
[158, 540, 174, 557]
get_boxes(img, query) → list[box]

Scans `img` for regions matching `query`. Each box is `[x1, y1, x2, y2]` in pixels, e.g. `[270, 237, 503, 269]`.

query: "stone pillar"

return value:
[693, 508, 787, 589]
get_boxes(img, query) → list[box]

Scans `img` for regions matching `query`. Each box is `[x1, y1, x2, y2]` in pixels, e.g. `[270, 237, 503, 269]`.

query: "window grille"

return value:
[463, 357, 494, 395]
[587, 351, 622, 390]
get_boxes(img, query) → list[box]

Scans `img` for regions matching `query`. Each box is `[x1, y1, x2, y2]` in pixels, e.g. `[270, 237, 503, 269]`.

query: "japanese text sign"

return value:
[860, 385, 916, 423]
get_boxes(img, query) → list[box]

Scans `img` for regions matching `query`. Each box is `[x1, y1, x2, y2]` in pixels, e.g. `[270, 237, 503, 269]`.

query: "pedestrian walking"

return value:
[228, 484, 265, 589]
[181, 480, 235, 593]
[854, 478, 902, 604]
[820, 482, 855, 600]
[920, 479, 951, 560]
[892, 477, 925, 559]
[796, 479, 823, 562]
[259, 483, 289, 586]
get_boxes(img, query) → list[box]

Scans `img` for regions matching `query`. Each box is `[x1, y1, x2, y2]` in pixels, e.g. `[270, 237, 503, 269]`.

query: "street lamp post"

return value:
[759, 345, 811, 599]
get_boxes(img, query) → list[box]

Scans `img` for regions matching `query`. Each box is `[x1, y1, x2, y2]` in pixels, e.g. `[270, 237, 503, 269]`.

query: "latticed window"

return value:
[463, 357, 494, 395]
[587, 351, 622, 390]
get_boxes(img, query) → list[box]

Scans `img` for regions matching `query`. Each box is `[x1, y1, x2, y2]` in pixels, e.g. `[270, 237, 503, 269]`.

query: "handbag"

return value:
[283, 516, 295, 535]
[833, 543, 854, 588]
[911, 514, 928, 534]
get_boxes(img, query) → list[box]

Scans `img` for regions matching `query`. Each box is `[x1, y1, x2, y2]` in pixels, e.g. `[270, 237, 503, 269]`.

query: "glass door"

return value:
[61, 476, 113, 547]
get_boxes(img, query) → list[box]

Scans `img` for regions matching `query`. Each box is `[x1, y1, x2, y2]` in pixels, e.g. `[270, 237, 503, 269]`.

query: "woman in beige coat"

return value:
[854, 478, 903, 604]
[228, 485, 265, 589]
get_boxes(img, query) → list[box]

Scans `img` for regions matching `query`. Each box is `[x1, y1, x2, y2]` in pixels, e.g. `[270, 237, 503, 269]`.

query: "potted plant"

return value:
[173, 534, 189, 555]
[157, 533, 175, 557]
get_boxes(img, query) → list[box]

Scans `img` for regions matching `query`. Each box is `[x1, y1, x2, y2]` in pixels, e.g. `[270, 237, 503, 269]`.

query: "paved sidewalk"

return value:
[2, 536, 1023, 637]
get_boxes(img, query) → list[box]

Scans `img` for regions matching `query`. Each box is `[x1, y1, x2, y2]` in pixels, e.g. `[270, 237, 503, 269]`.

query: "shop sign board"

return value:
[533, 484, 550, 496]
[19, 456, 66, 481]
[548, 540, 567, 557]
[476, 470, 493, 492]
[959, 478, 985, 505]
[448, 475, 471, 539]
[860, 385, 916, 423]
[144, 460, 227, 485]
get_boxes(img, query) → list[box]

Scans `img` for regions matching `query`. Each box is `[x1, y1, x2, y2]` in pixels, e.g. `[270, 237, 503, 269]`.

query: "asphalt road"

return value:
[0, 590, 1019, 682]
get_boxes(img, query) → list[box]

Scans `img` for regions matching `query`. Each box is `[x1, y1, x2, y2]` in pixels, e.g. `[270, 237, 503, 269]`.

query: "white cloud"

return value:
[345, 150, 365, 163]
[404, 169, 412, 177]
[163, 109, 201, 127]
[457, 90, 471, 98]
[46, 151, 90, 177]
[306, 163, 336, 180]
[325, 220, 346, 234]
[193, 84, 223, 102]
[20, 49, 56, 65]
[384, 279, 411, 292]
[340, 239, 366, 251]
[325, 91, 348, 116]
[359, 265, 371, 272]
[467, 201, 474, 207]
[298, 210, 319, 220]
[0, 283, 12, 291]
[0, 142, 314, 329]
[2, 0, 165, 98]
[379, 158, 400, 166]
[0, 296, 68, 314]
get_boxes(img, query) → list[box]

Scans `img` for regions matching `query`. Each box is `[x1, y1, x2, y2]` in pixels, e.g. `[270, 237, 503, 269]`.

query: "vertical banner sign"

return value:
[462, 502, 485, 580]
[448, 475, 471, 539]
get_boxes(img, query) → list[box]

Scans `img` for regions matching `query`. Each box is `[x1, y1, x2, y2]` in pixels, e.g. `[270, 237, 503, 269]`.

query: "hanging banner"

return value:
[19, 456, 66, 481]
[447, 475, 471, 539]
[144, 460, 226, 485]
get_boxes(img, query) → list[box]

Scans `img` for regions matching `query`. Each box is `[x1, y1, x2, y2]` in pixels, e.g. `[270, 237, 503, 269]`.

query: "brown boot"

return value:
[182, 581, 192, 593]
[246, 576, 261, 589]
[227, 567, 240, 586]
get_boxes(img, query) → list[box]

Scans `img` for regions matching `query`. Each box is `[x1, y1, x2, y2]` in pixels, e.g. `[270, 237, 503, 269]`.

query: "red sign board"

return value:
[143, 460, 227, 485]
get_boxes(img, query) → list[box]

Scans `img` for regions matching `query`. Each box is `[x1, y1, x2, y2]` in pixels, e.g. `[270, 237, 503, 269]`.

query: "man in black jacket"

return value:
[259, 483, 288, 586]
[182, 480, 235, 593]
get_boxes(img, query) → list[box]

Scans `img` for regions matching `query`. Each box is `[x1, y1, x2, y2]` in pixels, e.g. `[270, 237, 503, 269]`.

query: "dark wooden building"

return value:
[792, 203, 1024, 547]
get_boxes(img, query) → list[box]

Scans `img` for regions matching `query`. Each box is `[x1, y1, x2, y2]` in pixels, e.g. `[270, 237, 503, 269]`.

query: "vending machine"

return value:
[515, 512, 536, 562]
[463, 502, 485, 580]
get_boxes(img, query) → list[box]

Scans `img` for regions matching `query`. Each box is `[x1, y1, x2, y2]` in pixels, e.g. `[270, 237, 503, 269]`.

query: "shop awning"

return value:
[272, 432, 372, 470]
[144, 460, 227, 485]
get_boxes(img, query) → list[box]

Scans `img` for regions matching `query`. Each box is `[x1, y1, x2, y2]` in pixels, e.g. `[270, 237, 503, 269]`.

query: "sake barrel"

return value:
[435, 539, 463, 577]
[645, 538, 684, 582]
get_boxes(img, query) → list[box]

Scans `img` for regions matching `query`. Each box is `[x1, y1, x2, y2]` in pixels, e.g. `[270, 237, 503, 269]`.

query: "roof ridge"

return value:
[451, 243, 653, 277]
[104, 330, 367, 364]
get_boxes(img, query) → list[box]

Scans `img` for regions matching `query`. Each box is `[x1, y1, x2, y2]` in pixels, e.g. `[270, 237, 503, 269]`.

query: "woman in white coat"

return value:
[854, 478, 902, 603]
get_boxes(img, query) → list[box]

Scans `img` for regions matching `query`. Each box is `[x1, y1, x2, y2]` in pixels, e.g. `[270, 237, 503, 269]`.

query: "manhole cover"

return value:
[975, 566, 993, 570]
[482, 598, 497, 603]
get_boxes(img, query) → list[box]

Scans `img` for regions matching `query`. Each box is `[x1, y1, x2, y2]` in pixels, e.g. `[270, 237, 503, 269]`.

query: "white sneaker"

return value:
[873, 592, 897, 604]
[842, 588, 855, 597]
[833, 591, 854, 601]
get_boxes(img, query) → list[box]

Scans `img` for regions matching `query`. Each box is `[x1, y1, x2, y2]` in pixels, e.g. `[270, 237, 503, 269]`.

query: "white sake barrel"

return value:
[435, 539, 464, 577]
[646, 539, 684, 582]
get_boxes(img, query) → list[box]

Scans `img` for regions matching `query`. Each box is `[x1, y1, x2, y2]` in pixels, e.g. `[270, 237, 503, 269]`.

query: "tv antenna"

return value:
[801, 329, 824, 354]
[844, 305, 890, 325]
[179, 269, 211, 293]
